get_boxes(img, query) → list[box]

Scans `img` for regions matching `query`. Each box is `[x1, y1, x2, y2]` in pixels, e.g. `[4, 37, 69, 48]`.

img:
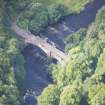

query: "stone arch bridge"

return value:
[11, 23, 68, 63]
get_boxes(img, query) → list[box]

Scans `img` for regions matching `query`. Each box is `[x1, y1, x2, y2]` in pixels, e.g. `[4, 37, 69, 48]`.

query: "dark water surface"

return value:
[23, 45, 52, 105]
[45, 0, 105, 49]
[23, 0, 105, 104]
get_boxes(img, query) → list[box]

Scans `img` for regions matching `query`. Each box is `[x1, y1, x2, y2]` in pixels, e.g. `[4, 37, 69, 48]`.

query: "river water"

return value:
[23, 0, 105, 104]
[45, 0, 105, 49]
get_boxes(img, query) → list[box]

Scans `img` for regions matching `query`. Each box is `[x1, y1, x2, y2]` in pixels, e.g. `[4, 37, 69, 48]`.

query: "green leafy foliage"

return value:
[28, 6, 49, 34]
[14, 0, 92, 35]
[48, 4, 67, 24]
[38, 85, 60, 105]
[65, 28, 87, 52]
[24, 4, 66, 34]
[1, 0, 105, 105]
[57, 0, 92, 13]
[0, 1, 26, 104]
[38, 6, 105, 105]
[60, 85, 82, 105]
[88, 84, 105, 105]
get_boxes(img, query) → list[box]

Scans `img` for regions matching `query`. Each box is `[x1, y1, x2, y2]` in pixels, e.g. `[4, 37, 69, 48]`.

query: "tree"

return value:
[95, 6, 105, 43]
[95, 51, 105, 75]
[14, 54, 26, 96]
[56, 46, 93, 88]
[7, 38, 20, 55]
[37, 85, 60, 105]
[1, 86, 21, 105]
[0, 48, 10, 66]
[60, 85, 82, 105]
[88, 84, 105, 105]
[65, 28, 86, 52]
[28, 6, 49, 34]
[96, 6, 105, 32]
[0, 3, 25, 104]
[83, 38, 102, 58]
[48, 4, 66, 24]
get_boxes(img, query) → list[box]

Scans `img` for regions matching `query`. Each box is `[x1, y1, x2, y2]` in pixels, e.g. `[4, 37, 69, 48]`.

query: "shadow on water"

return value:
[64, 0, 105, 31]
[22, 0, 105, 104]
[22, 45, 53, 105]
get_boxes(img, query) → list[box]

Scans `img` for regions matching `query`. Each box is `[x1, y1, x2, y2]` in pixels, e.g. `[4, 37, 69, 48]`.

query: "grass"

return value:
[37, 0, 93, 14]
[57, 0, 93, 13]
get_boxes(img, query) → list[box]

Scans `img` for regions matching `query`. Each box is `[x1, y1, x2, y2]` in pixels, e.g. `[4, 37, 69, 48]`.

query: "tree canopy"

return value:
[38, 6, 105, 105]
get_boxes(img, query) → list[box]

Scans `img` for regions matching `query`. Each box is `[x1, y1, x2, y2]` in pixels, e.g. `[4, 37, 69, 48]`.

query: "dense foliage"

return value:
[38, 6, 105, 105]
[0, 0, 101, 105]
[65, 28, 87, 52]
[0, 1, 25, 105]
[7, 0, 92, 34]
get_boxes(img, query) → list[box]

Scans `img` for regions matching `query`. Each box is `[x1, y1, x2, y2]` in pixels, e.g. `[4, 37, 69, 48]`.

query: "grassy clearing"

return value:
[38, 0, 93, 14]
[57, 0, 93, 13]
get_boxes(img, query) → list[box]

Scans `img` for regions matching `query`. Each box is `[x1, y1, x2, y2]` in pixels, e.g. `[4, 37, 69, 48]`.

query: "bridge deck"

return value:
[11, 23, 68, 63]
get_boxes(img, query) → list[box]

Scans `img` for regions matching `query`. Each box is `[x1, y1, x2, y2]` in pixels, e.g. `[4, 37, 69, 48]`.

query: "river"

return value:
[44, 0, 105, 49]
[23, 0, 105, 104]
